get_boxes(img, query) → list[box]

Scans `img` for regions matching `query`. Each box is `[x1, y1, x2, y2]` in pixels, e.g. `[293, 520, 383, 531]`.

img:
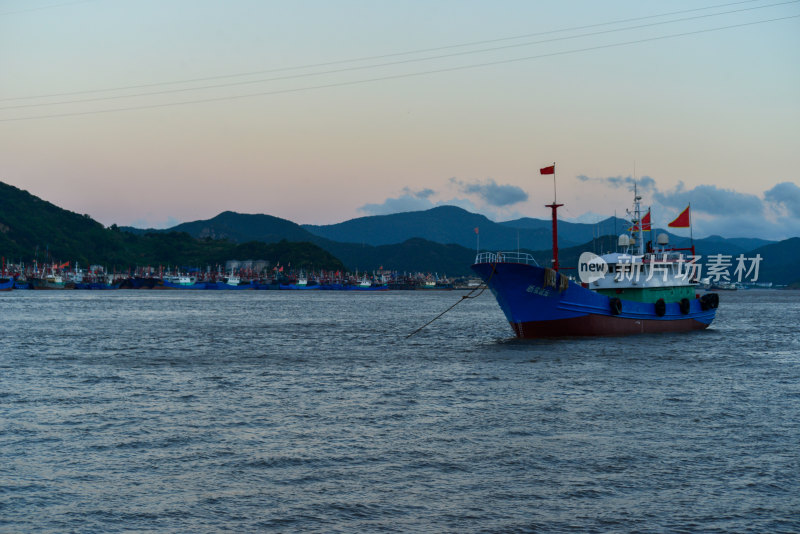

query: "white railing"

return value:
[474, 251, 539, 266]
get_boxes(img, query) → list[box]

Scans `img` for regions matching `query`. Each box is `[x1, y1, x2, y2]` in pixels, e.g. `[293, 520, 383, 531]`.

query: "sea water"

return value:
[2, 290, 798, 532]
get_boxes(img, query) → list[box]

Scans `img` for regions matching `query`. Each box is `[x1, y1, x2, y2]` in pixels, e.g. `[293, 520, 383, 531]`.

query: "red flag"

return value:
[668, 205, 691, 228]
[474, 227, 479, 234]
[641, 210, 651, 231]
[540, 165, 555, 175]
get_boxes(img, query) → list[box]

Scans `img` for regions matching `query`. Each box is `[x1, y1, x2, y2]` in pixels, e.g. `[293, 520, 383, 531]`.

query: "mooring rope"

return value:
[405, 263, 497, 339]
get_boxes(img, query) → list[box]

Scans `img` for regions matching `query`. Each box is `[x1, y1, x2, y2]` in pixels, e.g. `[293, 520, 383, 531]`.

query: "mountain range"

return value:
[128, 205, 776, 257]
[2, 180, 797, 284]
[124, 205, 797, 283]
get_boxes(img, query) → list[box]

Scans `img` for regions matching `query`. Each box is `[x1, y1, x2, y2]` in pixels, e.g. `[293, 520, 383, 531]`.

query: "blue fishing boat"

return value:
[280, 274, 320, 290]
[255, 280, 281, 290]
[319, 282, 346, 290]
[29, 275, 68, 289]
[212, 276, 256, 290]
[472, 254, 717, 337]
[14, 279, 32, 290]
[472, 181, 718, 338]
[0, 277, 14, 291]
[118, 277, 160, 289]
[162, 276, 206, 289]
[347, 276, 389, 291]
[74, 281, 122, 290]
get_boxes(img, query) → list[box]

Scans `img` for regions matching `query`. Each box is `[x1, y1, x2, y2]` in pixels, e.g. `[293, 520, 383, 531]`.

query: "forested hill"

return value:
[0, 182, 343, 270]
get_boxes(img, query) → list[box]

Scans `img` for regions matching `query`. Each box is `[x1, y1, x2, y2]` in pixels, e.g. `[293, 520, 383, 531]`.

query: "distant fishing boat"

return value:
[280, 273, 319, 290]
[255, 279, 281, 290]
[74, 281, 121, 290]
[14, 278, 32, 290]
[215, 275, 256, 290]
[348, 275, 388, 291]
[472, 175, 718, 338]
[162, 276, 205, 289]
[118, 276, 160, 289]
[319, 282, 346, 290]
[0, 277, 13, 291]
[29, 275, 68, 289]
[709, 282, 738, 291]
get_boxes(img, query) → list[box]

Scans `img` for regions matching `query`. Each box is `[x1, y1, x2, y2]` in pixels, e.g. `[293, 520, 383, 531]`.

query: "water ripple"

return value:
[1, 290, 798, 532]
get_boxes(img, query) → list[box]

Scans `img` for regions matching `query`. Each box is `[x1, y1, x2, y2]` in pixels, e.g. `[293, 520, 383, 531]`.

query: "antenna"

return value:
[614, 209, 617, 250]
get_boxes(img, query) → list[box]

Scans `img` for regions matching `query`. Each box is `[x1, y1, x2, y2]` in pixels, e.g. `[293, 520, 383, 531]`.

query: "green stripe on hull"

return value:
[594, 285, 696, 303]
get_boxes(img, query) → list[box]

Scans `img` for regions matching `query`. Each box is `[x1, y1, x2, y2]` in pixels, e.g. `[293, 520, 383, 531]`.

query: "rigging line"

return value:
[406, 266, 496, 339]
[2, 13, 797, 123]
[0, 0, 775, 102]
[3, 0, 797, 112]
[405, 286, 487, 339]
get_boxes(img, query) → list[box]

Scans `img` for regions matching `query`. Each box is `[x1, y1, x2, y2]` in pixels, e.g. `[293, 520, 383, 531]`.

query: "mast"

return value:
[546, 201, 563, 270]
[689, 201, 695, 258]
[545, 162, 562, 271]
[633, 181, 644, 256]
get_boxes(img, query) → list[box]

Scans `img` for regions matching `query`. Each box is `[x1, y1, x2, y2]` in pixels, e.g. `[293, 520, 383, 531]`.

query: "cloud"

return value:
[407, 187, 435, 199]
[690, 213, 800, 240]
[360, 176, 800, 239]
[358, 186, 482, 217]
[764, 182, 800, 219]
[577, 175, 656, 193]
[450, 178, 528, 207]
[653, 182, 763, 216]
[359, 192, 436, 216]
[575, 174, 800, 239]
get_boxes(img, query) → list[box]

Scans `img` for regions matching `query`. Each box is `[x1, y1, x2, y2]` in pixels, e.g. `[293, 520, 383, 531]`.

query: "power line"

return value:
[0, 0, 779, 103]
[1, 0, 796, 112]
[1, 14, 797, 123]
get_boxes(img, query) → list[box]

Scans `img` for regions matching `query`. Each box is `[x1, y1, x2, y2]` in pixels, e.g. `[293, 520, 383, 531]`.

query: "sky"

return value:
[1, 0, 799, 239]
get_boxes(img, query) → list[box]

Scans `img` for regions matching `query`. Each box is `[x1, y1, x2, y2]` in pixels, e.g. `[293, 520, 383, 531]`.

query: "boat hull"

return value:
[279, 284, 320, 290]
[471, 261, 716, 338]
[509, 313, 711, 338]
[208, 281, 256, 290]
[320, 284, 389, 291]
[75, 282, 121, 290]
[255, 282, 280, 290]
[162, 280, 206, 290]
[29, 278, 68, 289]
[348, 285, 389, 291]
[118, 277, 161, 289]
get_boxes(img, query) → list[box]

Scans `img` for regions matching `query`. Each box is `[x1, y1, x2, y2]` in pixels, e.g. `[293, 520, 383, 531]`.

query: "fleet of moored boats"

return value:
[0, 269, 471, 292]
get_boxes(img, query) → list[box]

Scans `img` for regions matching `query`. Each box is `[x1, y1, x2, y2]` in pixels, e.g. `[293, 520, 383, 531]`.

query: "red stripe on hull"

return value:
[512, 314, 710, 338]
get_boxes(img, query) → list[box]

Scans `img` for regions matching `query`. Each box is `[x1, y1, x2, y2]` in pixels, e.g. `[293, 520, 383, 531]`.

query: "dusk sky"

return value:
[1, 0, 798, 239]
